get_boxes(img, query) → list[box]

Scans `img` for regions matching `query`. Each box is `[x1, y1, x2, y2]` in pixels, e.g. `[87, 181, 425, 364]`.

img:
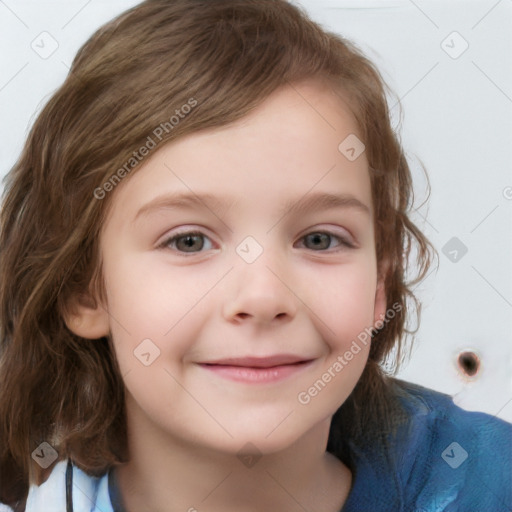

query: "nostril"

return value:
[457, 350, 480, 377]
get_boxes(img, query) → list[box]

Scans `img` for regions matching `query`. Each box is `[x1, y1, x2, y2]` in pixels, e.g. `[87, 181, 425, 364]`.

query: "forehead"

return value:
[103, 80, 371, 226]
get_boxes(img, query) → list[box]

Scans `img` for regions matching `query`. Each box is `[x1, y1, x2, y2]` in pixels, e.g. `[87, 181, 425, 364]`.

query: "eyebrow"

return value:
[133, 190, 371, 222]
[134, 192, 237, 222]
[280, 191, 371, 218]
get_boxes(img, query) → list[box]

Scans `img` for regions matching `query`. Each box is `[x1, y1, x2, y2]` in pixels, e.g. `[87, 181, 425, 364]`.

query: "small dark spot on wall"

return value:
[457, 350, 480, 377]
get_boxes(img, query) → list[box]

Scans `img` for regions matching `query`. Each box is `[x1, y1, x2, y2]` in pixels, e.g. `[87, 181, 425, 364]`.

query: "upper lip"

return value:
[200, 355, 313, 368]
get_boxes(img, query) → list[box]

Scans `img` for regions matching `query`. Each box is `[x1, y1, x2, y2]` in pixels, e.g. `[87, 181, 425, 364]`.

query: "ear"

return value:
[373, 259, 390, 329]
[61, 293, 110, 340]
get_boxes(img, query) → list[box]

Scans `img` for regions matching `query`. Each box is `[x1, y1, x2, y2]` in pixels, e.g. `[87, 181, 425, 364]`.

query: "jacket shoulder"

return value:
[390, 378, 512, 511]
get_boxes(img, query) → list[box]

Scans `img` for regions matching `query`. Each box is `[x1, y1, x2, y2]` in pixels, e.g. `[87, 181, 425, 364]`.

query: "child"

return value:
[0, 0, 510, 511]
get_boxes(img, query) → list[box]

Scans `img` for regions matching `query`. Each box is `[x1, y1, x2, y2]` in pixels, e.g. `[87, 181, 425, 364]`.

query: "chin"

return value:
[229, 422, 313, 456]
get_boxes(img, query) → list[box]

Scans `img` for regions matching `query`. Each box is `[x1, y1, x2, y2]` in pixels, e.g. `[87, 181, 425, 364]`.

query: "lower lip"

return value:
[199, 361, 313, 383]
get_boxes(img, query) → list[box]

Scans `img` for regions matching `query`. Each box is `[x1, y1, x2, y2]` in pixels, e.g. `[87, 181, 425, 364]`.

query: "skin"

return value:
[66, 79, 388, 512]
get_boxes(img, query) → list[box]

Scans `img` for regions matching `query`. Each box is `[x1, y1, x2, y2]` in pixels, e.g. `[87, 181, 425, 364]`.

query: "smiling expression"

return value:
[75, 79, 387, 455]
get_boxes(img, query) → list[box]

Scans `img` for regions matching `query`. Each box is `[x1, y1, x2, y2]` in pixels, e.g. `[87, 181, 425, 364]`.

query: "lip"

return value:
[198, 355, 315, 384]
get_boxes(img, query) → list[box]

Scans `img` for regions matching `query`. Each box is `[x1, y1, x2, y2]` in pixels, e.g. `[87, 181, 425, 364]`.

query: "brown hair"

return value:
[0, 0, 437, 506]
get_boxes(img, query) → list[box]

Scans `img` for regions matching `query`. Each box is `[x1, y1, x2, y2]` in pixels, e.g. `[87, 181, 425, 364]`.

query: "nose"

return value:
[222, 248, 298, 326]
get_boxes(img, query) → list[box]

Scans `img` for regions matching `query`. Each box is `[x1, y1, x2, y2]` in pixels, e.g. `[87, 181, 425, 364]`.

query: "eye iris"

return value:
[306, 233, 330, 250]
[177, 234, 203, 252]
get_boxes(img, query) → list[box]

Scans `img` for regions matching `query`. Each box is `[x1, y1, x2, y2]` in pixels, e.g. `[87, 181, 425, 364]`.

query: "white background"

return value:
[0, 0, 511, 421]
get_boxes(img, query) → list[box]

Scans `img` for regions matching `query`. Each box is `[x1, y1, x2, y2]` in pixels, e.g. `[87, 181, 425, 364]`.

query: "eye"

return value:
[159, 230, 214, 254]
[297, 230, 355, 252]
[158, 228, 355, 255]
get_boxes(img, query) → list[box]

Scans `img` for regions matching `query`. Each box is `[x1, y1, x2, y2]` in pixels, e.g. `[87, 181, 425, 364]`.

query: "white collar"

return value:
[22, 459, 113, 512]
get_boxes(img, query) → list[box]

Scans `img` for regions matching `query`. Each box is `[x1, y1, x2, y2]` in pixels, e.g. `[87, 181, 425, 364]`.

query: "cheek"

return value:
[104, 254, 185, 325]
[295, 265, 375, 415]
[103, 254, 215, 368]
[304, 259, 378, 349]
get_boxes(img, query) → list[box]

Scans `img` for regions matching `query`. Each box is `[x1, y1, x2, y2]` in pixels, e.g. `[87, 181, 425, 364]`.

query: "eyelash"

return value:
[158, 229, 356, 255]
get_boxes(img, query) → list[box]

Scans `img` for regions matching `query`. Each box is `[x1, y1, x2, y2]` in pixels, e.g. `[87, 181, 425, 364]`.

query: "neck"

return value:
[114, 397, 352, 512]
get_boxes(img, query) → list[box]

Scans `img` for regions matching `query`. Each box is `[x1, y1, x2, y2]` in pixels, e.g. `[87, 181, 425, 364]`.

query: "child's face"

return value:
[81, 80, 386, 454]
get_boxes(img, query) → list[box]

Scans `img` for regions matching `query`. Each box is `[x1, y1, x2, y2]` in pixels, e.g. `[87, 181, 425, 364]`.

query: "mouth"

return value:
[198, 355, 315, 384]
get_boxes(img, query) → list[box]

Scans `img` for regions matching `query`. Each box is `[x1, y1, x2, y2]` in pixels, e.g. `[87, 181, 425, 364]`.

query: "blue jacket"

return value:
[2, 379, 510, 511]
[340, 380, 511, 511]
